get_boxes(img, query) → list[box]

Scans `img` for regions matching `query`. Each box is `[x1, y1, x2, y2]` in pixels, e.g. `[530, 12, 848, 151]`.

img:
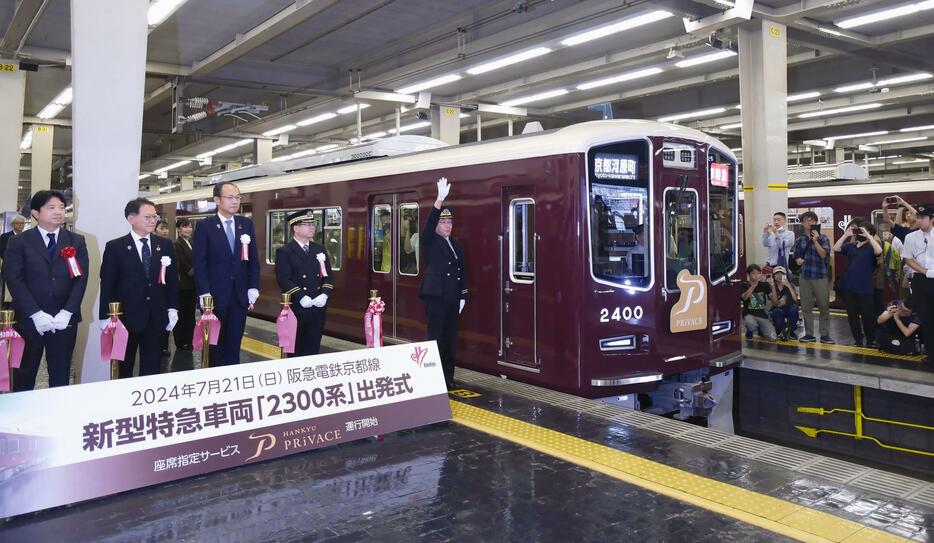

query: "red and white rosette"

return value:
[277, 304, 298, 354]
[158, 256, 171, 285]
[240, 234, 251, 261]
[100, 317, 129, 364]
[363, 297, 386, 348]
[0, 325, 24, 392]
[193, 309, 221, 350]
[60, 246, 83, 278]
[316, 252, 328, 277]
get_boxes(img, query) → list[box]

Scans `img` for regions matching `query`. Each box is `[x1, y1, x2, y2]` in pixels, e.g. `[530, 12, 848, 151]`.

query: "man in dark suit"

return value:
[420, 178, 468, 389]
[2, 191, 88, 390]
[193, 181, 259, 365]
[99, 198, 179, 378]
[0, 215, 27, 308]
[275, 210, 333, 356]
[173, 217, 195, 351]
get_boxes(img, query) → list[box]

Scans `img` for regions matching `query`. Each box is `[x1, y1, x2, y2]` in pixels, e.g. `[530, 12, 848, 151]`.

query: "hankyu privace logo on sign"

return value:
[410, 345, 430, 367]
[670, 270, 708, 333]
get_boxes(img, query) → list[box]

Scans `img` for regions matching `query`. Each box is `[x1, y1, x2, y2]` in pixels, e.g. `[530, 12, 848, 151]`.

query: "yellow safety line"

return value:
[241, 336, 284, 359]
[450, 401, 908, 543]
[749, 336, 924, 362]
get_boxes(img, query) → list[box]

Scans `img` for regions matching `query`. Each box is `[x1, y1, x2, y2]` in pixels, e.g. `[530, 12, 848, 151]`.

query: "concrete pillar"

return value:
[430, 105, 461, 145]
[253, 138, 272, 164]
[30, 124, 54, 194]
[71, 0, 149, 383]
[0, 64, 25, 215]
[738, 19, 788, 268]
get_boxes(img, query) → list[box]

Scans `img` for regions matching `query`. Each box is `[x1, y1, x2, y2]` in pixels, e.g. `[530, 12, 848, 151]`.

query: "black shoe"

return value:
[853, 339, 864, 347]
[820, 336, 836, 344]
[800, 335, 816, 343]
[177, 344, 193, 351]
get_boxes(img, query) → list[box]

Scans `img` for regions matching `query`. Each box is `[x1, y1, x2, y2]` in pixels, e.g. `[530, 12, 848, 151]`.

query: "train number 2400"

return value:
[599, 306, 644, 322]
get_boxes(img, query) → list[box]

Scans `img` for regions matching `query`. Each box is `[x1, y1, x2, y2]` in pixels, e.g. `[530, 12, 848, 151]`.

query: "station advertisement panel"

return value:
[0, 342, 451, 518]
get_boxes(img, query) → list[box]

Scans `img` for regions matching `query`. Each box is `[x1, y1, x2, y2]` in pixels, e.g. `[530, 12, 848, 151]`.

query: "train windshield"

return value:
[588, 140, 651, 289]
[708, 151, 737, 283]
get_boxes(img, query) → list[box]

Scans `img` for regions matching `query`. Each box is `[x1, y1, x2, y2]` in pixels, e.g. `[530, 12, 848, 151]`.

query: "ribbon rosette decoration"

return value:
[60, 246, 83, 278]
[277, 303, 298, 354]
[0, 325, 24, 392]
[158, 256, 171, 285]
[240, 234, 251, 261]
[316, 252, 328, 277]
[100, 317, 129, 364]
[193, 308, 221, 350]
[363, 297, 386, 348]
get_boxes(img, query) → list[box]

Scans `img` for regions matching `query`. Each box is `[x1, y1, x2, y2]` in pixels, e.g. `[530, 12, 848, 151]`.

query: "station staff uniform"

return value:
[419, 206, 468, 388]
[901, 205, 934, 366]
[275, 210, 333, 357]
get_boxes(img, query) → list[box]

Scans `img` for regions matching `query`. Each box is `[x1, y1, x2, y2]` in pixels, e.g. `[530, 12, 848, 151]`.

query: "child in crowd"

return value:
[742, 264, 777, 341]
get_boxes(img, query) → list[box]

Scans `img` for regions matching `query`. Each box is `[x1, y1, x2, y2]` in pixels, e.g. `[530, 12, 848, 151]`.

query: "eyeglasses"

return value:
[142, 215, 160, 221]
[220, 195, 242, 201]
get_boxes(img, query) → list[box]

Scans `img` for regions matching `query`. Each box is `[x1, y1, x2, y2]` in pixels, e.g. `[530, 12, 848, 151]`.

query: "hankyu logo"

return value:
[838, 214, 853, 232]
[670, 270, 708, 333]
[245, 432, 276, 462]
[410, 345, 428, 367]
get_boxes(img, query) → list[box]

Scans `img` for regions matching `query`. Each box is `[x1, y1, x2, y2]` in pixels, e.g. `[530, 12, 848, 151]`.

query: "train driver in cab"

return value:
[420, 178, 468, 389]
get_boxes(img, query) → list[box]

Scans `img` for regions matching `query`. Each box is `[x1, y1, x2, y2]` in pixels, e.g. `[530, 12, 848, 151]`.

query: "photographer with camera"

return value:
[742, 264, 777, 341]
[881, 195, 918, 243]
[793, 211, 834, 343]
[834, 219, 882, 346]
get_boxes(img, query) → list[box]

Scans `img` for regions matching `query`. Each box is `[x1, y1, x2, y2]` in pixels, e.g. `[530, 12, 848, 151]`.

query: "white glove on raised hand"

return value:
[459, 299, 466, 314]
[299, 295, 313, 308]
[98, 319, 112, 332]
[248, 288, 259, 305]
[199, 293, 212, 309]
[312, 293, 329, 308]
[926, 269, 934, 279]
[30, 311, 54, 335]
[166, 309, 179, 331]
[436, 177, 451, 201]
[52, 310, 72, 331]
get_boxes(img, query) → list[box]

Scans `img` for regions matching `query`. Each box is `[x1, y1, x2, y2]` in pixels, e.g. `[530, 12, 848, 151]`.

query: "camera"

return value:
[855, 234, 867, 242]
[886, 196, 898, 204]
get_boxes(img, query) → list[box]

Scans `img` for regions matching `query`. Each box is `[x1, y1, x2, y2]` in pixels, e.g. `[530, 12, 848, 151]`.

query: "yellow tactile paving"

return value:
[749, 336, 924, 362]
[240, 336, 284, 359]
[450, 400, 911, 543]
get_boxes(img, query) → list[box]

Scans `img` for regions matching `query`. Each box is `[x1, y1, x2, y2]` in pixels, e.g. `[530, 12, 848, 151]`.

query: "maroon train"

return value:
[154, 120, 747, 398]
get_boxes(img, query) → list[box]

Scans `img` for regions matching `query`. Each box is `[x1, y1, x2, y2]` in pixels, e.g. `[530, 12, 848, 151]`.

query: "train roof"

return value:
[150, 120, 734, 204]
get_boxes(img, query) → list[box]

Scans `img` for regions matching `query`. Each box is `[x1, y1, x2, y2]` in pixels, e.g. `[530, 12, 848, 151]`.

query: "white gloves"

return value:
[459, 299, 466, 314]
[926, 269, 934, 279]
[52, 310, 71, 331]
[199, 293, 211, 309]
[166, 309, 178, 331]
[436, 177, 450, 201]
[30, 311, 54, 335]
[311, 293, 329, 308]
[299, 295, 313, 308]
[248, 288, 259, 305]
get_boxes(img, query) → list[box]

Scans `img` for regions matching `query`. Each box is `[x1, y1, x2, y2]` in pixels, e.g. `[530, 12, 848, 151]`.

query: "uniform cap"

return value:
[439, 207, 454, 219]
[287, 209, 316, 226]
[916, 204, 934, 218]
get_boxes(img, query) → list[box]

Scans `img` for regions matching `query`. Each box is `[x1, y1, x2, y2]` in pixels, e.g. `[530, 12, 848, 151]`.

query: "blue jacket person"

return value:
[420, 177, 468, 388]
[2, 191, 89, 390]
[193, 181, 260, 365]
[99, 198, 180, 377]
[275, 210, 333, 356]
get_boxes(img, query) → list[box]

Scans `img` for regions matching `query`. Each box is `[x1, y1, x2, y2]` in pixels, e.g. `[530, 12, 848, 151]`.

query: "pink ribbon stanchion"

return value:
[363, 290, 385, 348]
[194, 296, 221, 368]
[277, 293, 298, 356]
[0, 311, 24, 392]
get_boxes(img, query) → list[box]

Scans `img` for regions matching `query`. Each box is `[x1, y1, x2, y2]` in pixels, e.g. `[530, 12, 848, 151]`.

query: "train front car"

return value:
[580, 124, 741, 421]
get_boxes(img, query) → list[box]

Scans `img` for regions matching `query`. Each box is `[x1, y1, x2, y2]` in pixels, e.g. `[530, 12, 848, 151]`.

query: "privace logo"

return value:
[410, 345, 429, 367]
[670, 270, 708, 333]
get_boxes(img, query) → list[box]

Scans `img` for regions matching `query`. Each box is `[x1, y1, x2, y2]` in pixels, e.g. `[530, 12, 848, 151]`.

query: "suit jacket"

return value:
[274, 240, 333, 315]
[99, 234, 179, 333]
[193, 214, 260, 310]
[0, 230, 16, 260]
[419, 207, 469, 303]
[2, 227, 89, 324]
[174, 236, 195, 291]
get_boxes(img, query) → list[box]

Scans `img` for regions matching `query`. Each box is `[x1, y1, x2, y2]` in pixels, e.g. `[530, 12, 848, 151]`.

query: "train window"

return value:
[588, 140, 651, 289]
[708, 155, 738, 283]
[399, 203, 419, 276]
[510, 199, 536, 283]
[664, 187, 699, 288]
[324, 207, 342, 270]
[372, 205, 392, 273]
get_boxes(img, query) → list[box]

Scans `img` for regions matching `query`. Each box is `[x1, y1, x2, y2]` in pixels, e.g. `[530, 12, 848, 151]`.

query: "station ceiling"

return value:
[4, 0, 934, 192]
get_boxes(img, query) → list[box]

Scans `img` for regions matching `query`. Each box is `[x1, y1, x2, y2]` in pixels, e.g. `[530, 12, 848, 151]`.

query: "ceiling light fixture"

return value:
[296, 112, 337, 127]
[892, 158, 929, 164]
[396, 74, 462, 95]
[36, 86, 73, 119]
[675, 50, 737, 68]
[900, 124, 934, 132]
[560, 10, 673, 46]
[467, 47, 552, 75]
[719, 123, 742, 130]
[576, 67, 664, 90]
[147, 0, 188, 27]
[262, 124, 296, 137]
[501, 88, 568, 107]
[798, 103, 882, 118]
[153, 160, 191, 174]
[336, 104, 371, 115]
[658, 107, 727, 123]
[787, 91, 821, 102]
[389, 121, 431, 134]
[138, 174, 151, 180]
[835, 72, 932, 93]
[868, 136, 928, 145]
[818, 27, 844, 36]
[19, 128, 32, 151]
[836, 1, 934, 30]
[825, 130, 889, 141]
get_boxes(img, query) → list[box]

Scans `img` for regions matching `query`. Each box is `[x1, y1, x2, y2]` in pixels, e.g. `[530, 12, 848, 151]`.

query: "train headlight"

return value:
[712, 320, 732, 336]
[599, 335, 637, 351]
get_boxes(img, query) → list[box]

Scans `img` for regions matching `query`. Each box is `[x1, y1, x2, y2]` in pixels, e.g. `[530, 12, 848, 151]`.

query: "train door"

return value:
[368, 192, 419, 340]
[369, 195, 396, 337]
[499, 187, 538, 370]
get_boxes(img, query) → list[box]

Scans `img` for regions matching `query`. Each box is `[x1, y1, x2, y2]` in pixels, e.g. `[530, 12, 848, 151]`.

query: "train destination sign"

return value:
[0, 342, 451, 518]
[593, 153, 639, 181]
[710, 163, 730, 188]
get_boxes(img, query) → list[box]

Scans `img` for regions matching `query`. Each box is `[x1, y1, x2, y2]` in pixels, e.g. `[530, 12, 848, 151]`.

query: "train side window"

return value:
[324, 207, 342, 270]
[708, 156, 738, 283]
[510, 199, 535, 283]
[664, 188, 699, 288]
[399, 203, 419, 276]
[372, 205, 392, 273]
[267, 210, 291, 263]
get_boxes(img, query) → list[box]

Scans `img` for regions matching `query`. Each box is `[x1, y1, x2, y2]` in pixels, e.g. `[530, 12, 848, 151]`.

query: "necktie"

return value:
[46, 232, 56, 260]
[141, 238, 151, 279]
[446, 237, 457, 259]
[303, 244, 310, 254]
[225, 219, 235, 254]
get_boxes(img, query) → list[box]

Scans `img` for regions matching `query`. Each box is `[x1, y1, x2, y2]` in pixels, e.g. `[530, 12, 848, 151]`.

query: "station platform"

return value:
[4, 319, 933, 542]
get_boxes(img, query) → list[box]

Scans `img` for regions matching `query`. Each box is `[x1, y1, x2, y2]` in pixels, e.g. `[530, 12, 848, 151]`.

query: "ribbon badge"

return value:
[159, 256, 171, 285]
[277, 304, 298, 354]
[100, 317, 129, 364]
[240, 234, 251, 261]
[316, 252, 328, 277]
[60, 246, 83, 278]
[193, 309, 221, 350]
[363, 297, 386, 348]
[0, 326, 24, 392]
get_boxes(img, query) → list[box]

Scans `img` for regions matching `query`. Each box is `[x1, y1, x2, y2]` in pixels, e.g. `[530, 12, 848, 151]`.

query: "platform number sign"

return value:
[0, 62, 17, 73]
[710, 163, 730, 188]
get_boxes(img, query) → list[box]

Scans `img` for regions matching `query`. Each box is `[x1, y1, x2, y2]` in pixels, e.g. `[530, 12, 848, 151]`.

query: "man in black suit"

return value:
[0, 215, 27, 308]
[275, 210, 333, 356]
[173, 217, 195, 351]
[99, 198, 179, 378]
[2, 191, 88, 390]
[193, 181, 260, 365]
[420, 178, 468, 389]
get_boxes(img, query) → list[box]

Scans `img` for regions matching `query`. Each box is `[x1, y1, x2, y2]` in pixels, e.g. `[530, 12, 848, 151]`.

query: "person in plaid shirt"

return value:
[793, 211, 834, 344]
